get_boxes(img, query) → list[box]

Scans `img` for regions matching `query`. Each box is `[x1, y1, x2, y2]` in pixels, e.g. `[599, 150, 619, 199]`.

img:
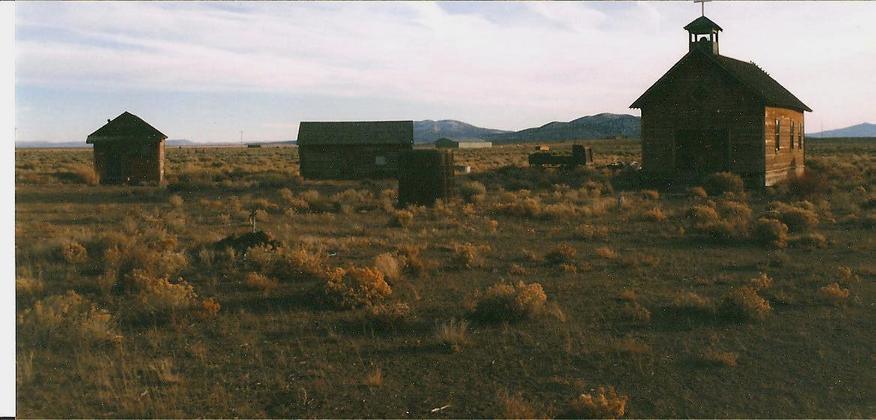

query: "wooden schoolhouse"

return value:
[630, 16, 811, 187]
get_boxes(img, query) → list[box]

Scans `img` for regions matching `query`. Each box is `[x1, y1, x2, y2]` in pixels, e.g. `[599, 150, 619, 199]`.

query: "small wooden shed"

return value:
[297, 121, 413, 179]
[85, 111, 167, 185]
[630, 16, 811, 187]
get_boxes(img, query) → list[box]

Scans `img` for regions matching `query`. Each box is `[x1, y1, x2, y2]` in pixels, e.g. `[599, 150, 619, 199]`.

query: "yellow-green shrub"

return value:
[324, 266, 392, 309]
[18, 291, 121, 345]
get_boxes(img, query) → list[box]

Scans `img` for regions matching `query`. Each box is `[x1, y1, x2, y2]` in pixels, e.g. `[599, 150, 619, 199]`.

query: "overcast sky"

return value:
[14, 1, 876, 143]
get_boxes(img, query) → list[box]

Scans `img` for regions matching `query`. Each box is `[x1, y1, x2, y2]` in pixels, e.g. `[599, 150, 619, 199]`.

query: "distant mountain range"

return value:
[413, 120, 509, 143]
[413, 113, 640, 143]
[490, 113, 640, 142]
[16, 119, 876, 148]
[808, 123, 876, 138]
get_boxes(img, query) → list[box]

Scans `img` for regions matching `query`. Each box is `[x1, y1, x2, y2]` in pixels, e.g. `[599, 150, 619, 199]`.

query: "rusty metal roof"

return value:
[86, 111, 167, 144]
[297, 121, 413, 146]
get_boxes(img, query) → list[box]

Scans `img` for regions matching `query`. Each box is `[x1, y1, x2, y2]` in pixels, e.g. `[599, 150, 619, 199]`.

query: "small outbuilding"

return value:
[297, 121, 413, 179]
[85, 111, 167, 185]
[434, 138, 492, 149]
[630, 16, 811, 187]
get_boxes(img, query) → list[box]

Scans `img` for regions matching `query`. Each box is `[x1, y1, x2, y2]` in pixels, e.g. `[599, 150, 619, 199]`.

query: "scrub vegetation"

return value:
[14, 138, 875, 417]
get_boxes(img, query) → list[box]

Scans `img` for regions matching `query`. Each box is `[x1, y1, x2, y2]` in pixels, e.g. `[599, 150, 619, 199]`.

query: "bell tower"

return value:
[684, 16, 722, 55]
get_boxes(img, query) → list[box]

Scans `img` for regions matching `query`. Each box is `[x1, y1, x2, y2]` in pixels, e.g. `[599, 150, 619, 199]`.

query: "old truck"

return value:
[528, 145, 594, 168]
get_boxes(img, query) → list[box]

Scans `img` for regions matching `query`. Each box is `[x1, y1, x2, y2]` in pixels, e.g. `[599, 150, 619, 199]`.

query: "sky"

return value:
[13, 1, 876, 143]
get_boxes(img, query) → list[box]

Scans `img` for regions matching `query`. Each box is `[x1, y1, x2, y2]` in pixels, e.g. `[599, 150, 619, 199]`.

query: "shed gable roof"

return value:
[297, 121, 414, 146]
[86, 111, 167, 144]
[630, 49, 812, 112]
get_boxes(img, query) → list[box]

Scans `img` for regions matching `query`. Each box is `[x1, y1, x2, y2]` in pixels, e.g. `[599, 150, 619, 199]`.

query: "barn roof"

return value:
[630, 49, 812, 112]
[683, 16, 722, 33]
[86, 111, 167, 144]
[297, 121, 413, 146]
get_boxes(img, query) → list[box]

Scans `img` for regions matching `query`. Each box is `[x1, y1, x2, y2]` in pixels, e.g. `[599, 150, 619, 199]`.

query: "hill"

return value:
[809, 122, 876, 138]
[489, 113, 641, 142]
[413, 120, 509, 143]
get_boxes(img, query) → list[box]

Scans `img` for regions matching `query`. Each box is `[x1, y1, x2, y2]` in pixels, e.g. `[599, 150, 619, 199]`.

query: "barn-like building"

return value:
[85, 111, 167, 185]
[296, 121, 413, 179]
[631, 16, 811, 187]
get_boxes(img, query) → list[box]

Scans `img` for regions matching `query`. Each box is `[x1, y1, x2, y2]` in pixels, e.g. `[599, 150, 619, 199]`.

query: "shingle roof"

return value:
[683, 16, 723, 33]
[86, 111, 167, 144]
[297, 121, 413, 146]
[630, 49, 812, 112]
[712, 55, 812, 112]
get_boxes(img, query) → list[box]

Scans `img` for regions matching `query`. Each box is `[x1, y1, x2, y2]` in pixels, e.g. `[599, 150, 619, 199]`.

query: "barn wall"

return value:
[299, 144, 411, 179]
[763, 107, 805, 186]
[639, 53, 765, 184]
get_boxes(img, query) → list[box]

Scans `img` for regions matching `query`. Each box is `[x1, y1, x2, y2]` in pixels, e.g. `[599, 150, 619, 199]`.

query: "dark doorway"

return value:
[674, 129, 729, 176]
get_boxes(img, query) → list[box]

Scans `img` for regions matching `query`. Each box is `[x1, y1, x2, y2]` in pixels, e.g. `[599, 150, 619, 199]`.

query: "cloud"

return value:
[14, 1, 876, 140]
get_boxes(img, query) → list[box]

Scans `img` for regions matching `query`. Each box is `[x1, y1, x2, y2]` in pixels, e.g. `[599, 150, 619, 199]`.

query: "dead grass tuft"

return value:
[594, 246, 618, 260]
[753, 218, 789, 248]
[373, 253, 402, 282]
[244, 272, 280, 296]
[61, 240, 89, 264]
[390, 209, 415, 228]
[364, 302, 414, 328]
[669, 291, 714, 316]
[748, 273, 773, 290]
[563, 386, 629, 419]
[451, 242, 491, 269]
[817, 282, 850, 305]
[621, 302, 651, 323]
[398, 244, 435, 277]
[699, 349, 738, 368]
[545, 243, 577, 265]
[719, 286, 772, 321]
[435, 318, 469, 353]
[18, 291, 122, 346]
[497, 390, 540, 419]
[574, 224, 610, 241]
[467, 281, 547, 322]
[362, 367, 383, 387]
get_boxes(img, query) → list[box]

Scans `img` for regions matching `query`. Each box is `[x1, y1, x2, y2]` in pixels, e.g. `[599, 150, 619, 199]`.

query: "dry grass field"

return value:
[14, 138, 876, 418]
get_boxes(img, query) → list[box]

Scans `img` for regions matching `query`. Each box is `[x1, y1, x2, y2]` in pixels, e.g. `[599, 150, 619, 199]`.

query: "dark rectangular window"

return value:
[790, 121, 796, 149]
[775, 119, 781, 152]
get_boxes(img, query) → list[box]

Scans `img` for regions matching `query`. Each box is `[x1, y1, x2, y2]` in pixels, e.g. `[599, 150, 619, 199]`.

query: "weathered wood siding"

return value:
[299, 144, 410, 180]
[763, 106, 805, 186]
[639, 52, 765, 184]
[93, 140, 164, 184]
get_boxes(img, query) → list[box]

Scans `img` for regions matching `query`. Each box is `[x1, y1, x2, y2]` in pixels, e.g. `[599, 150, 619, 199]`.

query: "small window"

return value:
[774, 119, 781, 152]
[375, 156, 387, 166]
[790, 121, 795, 149]
[799, 123, 804, 149]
